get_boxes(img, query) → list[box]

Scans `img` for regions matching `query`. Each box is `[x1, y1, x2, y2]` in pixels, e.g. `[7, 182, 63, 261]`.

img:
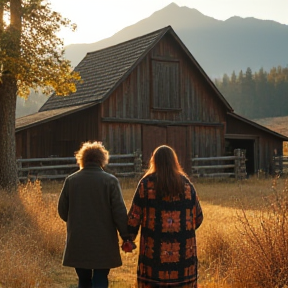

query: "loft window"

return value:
[151, 59, 180, 110]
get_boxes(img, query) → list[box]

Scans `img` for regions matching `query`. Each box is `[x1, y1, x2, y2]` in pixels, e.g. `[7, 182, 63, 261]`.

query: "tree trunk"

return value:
[0, 0, 22, 192]
[0, 75, 18, 192]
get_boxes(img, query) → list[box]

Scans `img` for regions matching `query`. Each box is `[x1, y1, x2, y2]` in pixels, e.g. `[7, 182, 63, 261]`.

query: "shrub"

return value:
[233, 178, 288, 287]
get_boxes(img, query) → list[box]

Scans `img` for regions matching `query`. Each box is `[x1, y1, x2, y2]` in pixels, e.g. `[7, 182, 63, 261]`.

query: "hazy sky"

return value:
[49, 0, 288, 46]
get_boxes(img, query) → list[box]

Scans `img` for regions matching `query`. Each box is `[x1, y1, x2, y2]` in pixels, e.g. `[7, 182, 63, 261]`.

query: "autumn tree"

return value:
[0, 0, 81, 191]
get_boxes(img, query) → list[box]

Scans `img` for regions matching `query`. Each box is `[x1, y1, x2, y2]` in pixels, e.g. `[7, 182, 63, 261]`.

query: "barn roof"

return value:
[16, 103, 93, 132]
[39, 25, 233, 112]
[253, 115, 288, 138]
[227, 112, 288, 141]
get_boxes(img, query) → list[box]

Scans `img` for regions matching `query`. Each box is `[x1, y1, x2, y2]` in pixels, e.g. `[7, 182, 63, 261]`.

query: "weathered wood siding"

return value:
[226, 115, 283, 172]
[101, 122, 141, 154]
[102, 34, 226, 123]
[191, 125, 224, 158]
[101, 34, 227, 165]
[141, 125, 188, 169]
[15, 30, 287, 177]
[16, 106, 100, 158]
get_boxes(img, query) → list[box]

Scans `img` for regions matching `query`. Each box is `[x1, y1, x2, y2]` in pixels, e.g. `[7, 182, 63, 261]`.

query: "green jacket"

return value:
[58, 163, 129, 269]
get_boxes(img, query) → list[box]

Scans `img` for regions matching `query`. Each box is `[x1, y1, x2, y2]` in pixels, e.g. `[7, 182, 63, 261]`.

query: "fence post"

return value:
[193, 155, 198, 176]
[16, 157, 22, 169]
[234, 149, 241, 179]
[272, 154, 276, 175]
[134, 149, 142, 173]
[234, 149, 246, 179]
[240, 150, 246, 179]
[273, 154, 283, 176]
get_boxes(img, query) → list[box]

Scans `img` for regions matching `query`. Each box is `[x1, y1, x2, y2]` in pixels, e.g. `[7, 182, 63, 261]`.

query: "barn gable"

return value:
[39, 25, 232, 112]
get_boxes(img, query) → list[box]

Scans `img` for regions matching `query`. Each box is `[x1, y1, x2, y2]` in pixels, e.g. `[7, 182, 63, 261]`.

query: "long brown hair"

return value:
[143, 145, 188, 197]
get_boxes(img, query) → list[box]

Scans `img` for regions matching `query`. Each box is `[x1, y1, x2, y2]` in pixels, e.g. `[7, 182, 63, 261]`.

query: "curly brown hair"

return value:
[75, 141, 109, 169]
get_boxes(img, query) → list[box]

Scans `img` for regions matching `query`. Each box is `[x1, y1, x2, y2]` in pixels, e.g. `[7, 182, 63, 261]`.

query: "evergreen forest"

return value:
[214, 66, 288, 120]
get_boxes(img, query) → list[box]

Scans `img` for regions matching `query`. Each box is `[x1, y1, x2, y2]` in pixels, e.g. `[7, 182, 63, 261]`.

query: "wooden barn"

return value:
[15, 26, 288, 175]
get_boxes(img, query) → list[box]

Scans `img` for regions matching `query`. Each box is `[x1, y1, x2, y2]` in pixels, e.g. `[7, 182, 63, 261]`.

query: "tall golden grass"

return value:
[0, 180, 65, 287]
[0, 176, 288, 287]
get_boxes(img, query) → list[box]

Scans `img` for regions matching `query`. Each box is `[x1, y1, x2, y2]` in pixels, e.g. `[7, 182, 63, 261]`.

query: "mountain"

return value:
[64, 3, 288, 78]
[16, 3, 288, 118]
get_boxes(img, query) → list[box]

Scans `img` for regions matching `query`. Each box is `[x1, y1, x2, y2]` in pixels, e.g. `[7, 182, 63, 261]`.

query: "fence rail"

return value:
[17, 151, 142, 181]
[17, 149, 248, 181]
[272, 156, 288, 175]
[191, 149, 246, 179]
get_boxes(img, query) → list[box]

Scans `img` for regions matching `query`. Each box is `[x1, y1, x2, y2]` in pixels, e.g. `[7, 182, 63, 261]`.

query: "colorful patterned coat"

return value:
[127, 173, 203, 287]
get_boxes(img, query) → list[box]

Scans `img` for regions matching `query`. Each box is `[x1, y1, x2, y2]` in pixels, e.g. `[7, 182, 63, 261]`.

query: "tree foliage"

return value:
[0, 0, 81, 191]
[215, 66, 288, 119]
[0, 0, 81, 97]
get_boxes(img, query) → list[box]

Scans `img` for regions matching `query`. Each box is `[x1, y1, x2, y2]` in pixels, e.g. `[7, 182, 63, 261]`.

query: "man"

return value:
[58, 141, 129, 288]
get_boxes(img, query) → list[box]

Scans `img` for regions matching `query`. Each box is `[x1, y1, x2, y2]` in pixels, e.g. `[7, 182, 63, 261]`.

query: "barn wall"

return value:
[101, 122, 141, 154]
[259, 137, 281, 173]
[16, 105, 100, 158]
[16, 132, 25, 158]
[100, 33, 227, 164]
[53, 106, 100, 156]
[101, 34, 227, 123]
[226, 115, 283, 172]
[141, 125, 189, 170]
[191, 125, 225, 158]
[140, 124, 225, 171]
[16, 122, 53, 159]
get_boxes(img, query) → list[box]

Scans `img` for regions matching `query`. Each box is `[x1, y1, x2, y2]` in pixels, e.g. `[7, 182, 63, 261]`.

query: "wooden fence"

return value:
[272, 155, 288, 175]
[191, 149, 247, 179]
[17, 150, 142, 181]
[17, 149, 248, 181]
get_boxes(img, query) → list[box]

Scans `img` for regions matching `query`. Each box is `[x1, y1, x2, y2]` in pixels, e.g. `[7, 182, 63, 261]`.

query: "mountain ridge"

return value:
[63, 3, 288, 78]
[16, 3, 288, 118]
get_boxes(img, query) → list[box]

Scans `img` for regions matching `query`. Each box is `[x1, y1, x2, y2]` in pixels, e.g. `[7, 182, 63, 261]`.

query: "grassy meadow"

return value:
[1, 175, 288, 287]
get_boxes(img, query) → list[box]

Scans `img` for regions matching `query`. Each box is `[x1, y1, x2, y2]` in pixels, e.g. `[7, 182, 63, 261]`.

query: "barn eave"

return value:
[227, 112, 288, 141]
[15, 102, 97, 132]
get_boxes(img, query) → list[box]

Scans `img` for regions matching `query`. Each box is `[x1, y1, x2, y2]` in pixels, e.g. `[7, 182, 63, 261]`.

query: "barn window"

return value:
[151, 59, 180, 110]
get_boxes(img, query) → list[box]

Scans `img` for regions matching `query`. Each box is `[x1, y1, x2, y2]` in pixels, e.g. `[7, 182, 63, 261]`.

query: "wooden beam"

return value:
[26, 130, 30, 158]
[102, 117, 224, 127]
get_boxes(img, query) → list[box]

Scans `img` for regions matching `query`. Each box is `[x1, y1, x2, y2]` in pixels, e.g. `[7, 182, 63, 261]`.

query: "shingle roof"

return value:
[253, 116, 288, 138]
[39, 26, 170, 112]
[16, 103, 93, 132]
[227, 112, 288, 141]
[39, 25, 234, 112]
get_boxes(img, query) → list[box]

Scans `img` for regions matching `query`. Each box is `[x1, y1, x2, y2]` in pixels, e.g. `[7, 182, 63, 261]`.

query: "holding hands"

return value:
[121, 240, 136, 253]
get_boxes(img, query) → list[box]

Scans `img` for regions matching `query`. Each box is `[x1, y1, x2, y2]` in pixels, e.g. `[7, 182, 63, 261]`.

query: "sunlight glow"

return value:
[3, 10, 10, 27]
[49, 0, 288, 46]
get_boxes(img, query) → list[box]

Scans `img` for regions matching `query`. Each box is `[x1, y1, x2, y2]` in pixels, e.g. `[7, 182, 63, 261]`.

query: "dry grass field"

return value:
[1, 175, 288, 287]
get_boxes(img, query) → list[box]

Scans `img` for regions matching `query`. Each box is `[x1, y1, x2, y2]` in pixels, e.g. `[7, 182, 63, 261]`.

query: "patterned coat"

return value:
[127, 173, 203, 287]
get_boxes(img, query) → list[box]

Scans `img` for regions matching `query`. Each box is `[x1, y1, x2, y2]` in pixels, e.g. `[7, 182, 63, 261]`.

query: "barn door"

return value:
[142, 125, 188, 171]
[167, 126, 188, 171]
[142, 125, 167, 167]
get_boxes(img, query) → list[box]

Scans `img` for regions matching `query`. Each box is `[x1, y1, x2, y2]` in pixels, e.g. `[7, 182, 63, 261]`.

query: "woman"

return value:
[127, 145, 203, 287]
[58, 141, 129, 288]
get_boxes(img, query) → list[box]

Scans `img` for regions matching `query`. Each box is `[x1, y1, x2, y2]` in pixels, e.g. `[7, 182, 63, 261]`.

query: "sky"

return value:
[49, 0, 288, 46]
